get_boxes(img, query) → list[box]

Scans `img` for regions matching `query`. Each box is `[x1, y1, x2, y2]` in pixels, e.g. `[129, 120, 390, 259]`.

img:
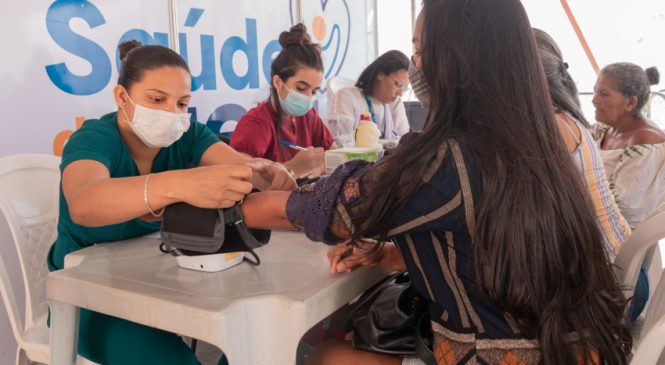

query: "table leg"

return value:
[49, 300, 79, 365]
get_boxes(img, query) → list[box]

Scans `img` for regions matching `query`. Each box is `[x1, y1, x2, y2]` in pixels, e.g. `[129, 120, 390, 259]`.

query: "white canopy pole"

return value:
[411, 0, 417, 32]
[168, 0, 180, 53]
[373, 0, 379, 58]
[295, 0, 303, 24]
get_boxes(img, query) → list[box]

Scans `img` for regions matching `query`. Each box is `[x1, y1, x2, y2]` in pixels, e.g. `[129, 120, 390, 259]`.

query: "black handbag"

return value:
[344, 272, 437, 364]
[159, 202, 270, 265]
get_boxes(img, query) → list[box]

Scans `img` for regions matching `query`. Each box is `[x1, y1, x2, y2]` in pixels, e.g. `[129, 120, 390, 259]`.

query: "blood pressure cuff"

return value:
[160, 203, 270, 265]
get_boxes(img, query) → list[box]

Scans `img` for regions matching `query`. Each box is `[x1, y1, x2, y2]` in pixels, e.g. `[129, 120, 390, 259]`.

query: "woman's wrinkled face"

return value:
[592, 74, 636, 124]
[115, 66, 192, 122]
[374, 69, 410, 104]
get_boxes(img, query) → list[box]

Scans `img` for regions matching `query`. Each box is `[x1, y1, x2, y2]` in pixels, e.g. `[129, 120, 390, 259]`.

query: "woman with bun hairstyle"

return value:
[47, 40, 295, 365]
[589, 64, 664, 323]
[230, 24, 334, 179]
[590, 63, 665, 229]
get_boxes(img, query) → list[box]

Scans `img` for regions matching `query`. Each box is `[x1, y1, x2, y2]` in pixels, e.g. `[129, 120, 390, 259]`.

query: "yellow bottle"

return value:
[355, 112, 380, 148]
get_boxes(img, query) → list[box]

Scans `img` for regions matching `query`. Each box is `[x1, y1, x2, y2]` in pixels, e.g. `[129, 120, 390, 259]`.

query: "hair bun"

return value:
[118, 40, 143, 61]
[646, 66, 660, 86]
[278, 23, 313, 48]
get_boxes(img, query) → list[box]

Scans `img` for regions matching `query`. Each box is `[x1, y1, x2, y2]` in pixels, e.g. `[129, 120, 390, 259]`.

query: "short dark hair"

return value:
[117, 40, 191, 90]
[355, 50, 409, 96]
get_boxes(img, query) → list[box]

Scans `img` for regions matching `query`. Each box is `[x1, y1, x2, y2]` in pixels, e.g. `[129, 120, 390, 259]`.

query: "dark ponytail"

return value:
[534, 28, 589, 127]
[269, 23, 323, 132]
[117, 40, 190, 91]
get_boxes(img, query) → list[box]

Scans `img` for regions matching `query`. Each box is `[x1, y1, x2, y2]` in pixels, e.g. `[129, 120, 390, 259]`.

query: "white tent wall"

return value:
[522, 0, 665, 126]
[0, 0, 377, 158]
[377, 0, 665, 121]
[377, 0, 665, 124]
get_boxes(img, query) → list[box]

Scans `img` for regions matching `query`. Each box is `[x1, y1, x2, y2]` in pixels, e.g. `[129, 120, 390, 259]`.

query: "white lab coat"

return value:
[324, 86, 410, 147]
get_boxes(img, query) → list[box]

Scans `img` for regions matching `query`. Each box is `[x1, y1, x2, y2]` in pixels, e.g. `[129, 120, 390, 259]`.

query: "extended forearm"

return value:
[67, 170, 183, 227]
[241, 191, 293, 229]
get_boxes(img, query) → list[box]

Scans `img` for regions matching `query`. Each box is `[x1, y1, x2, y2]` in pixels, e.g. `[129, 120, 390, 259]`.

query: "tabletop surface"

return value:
[49, 229, 389, 314]
[47, 230, 391, 361]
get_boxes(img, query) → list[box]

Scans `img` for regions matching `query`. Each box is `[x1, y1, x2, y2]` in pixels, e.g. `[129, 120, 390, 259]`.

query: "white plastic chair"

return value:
[324, 76, 355, 118]
[613, 209, 665, 363]
[614, 210, 665, 300]
[0, 154, 96, 365]
[322, 76, 355, 146]
[631, 267, 665, 364]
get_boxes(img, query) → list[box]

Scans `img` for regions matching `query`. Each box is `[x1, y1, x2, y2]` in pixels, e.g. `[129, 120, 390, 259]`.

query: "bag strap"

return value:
[224, 204, 268, 250]
[224, 204, 264, 265]
[415, 313, 437, 365]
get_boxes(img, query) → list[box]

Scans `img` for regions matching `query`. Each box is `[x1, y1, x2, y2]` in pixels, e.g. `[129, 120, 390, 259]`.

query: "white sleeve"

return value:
[611, 146, 665, 228]
[328, 88, 360, 147]
[393, 100, 411, 136]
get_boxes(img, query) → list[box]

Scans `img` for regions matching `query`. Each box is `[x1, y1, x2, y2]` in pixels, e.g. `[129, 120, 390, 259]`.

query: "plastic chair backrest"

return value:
[0, 154, 60, 343]
[631, 267, 665, 364]
[325, 76, 355, 109]
[328, 76, 355, 96]
[613, 209, 665, 299]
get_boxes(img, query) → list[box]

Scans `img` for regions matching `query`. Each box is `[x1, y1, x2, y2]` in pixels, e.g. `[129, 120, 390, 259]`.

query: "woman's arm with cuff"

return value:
[241, 185, 407, 273]
[63, 160, 253, 227]
[241, 191, 294, 229]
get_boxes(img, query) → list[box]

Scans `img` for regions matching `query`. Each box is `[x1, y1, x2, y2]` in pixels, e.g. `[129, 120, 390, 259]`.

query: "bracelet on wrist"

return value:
[143, 174, 165, 217]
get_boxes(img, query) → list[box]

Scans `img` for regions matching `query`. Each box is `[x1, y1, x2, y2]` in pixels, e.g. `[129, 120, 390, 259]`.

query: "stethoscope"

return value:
[363, 95, 398, 139]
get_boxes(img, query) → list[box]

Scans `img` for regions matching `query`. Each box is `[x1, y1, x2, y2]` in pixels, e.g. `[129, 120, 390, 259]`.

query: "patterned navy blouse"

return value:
[286, 139, 550, 364]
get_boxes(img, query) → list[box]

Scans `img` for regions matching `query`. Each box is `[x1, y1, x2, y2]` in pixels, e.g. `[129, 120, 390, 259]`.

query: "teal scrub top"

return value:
[47, 112, 220, 271]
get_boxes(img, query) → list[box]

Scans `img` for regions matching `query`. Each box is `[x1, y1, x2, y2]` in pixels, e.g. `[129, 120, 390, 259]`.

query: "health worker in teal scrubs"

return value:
[48, 40, 296, 365]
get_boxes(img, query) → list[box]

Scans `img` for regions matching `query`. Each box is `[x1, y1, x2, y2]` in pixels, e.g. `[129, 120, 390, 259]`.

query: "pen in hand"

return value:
[279, 140, 308, 151]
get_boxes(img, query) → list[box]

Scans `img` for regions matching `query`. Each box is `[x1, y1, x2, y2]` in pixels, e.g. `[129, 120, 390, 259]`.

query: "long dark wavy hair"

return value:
[349, 0, 631, 363]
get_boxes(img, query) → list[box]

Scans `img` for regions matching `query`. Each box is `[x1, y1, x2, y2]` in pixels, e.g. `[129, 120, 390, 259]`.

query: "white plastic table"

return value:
[47, 230, 390, 365]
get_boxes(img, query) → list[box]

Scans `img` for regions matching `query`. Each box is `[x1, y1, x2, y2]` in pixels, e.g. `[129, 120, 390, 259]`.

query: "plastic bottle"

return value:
[355, 112, 380, 148]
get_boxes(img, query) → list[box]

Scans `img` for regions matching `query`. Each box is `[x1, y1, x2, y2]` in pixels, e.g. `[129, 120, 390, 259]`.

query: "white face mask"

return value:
[121, 93, 191, 148]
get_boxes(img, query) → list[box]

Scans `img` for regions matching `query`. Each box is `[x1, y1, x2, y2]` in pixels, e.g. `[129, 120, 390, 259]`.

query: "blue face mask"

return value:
[279, 84, 316, 116]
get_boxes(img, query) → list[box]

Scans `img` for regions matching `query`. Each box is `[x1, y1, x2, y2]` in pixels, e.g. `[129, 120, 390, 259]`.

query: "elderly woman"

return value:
[590, 63, 664, 322]
[591, 63, 664, 229]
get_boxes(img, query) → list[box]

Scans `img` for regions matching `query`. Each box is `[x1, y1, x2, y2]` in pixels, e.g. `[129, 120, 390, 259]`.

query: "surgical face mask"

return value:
[408, 60, 430, 112]
[278, 82, 316, 117]
[121, 93, 191, 148]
